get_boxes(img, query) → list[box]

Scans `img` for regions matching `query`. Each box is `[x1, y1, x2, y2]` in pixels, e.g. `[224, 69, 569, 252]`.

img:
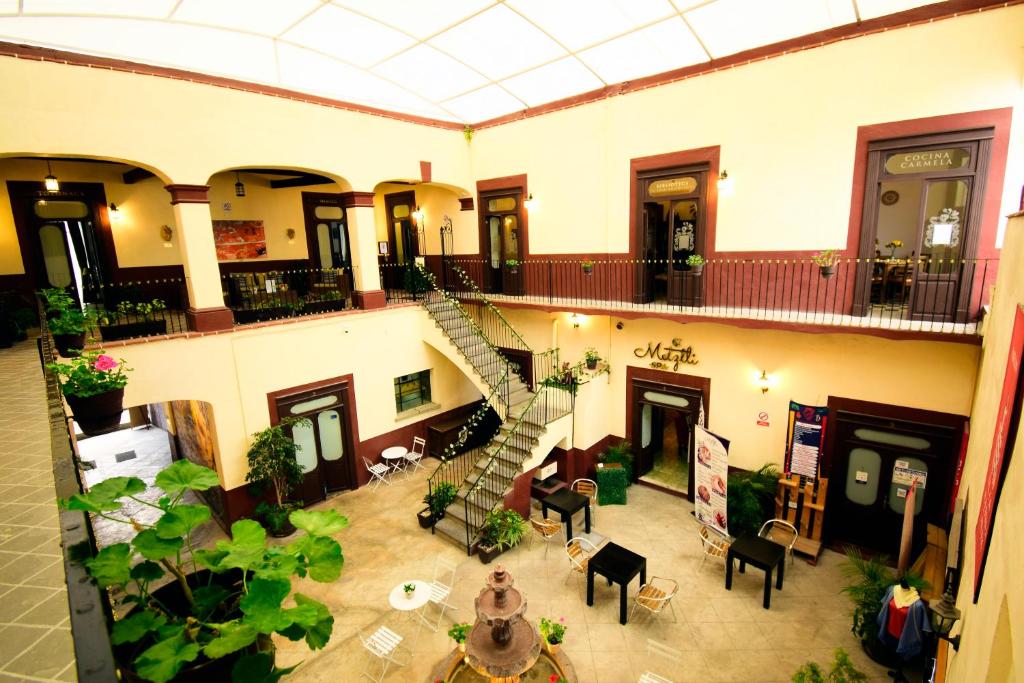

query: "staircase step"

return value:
[498, 422, 545, 439]
[463, 470, 513, 499]
[433, 516, 470, 549]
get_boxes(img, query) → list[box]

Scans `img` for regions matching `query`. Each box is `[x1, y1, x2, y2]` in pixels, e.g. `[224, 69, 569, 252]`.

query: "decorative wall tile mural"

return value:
[212, 219, 267, 260]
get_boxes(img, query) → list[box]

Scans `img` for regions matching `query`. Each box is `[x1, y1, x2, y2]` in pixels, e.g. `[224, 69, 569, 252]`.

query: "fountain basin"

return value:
[430, 646, 578, 683]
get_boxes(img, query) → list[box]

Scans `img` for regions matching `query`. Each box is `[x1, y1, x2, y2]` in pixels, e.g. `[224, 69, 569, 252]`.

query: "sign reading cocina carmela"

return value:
[885, 148, 969, 174]
[634, 339, 698, 371]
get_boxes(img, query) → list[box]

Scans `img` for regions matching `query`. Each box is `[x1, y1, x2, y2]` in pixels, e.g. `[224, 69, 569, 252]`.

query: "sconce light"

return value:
[524, 193, 536, 210]
[757, 370, 771, 394]
[928, 587, 962, 651]
[412, 205, 424, 223]
[570, 313, 580, 329]
[286, 228, 296, 245]
[108, 203, 122, 221]
[234, 171, 246, 198]
[717, 170, 734, 197]
[43, 160, 59, 192]
[159, 225, 173, 247]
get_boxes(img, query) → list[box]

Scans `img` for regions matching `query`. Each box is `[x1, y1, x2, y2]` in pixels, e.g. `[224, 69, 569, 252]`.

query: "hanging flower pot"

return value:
[65, 387, 125, 435]
[818, 264, 835, 279]
[52, 332, 86, 358]
[686, 254, 705, 277]
[812, 249, 840, 281]
[581, 260, 594, 275]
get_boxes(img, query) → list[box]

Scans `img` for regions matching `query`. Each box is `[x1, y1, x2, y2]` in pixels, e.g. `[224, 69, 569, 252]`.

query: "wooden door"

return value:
[479, 192, 524, 295]
[828, 412, 956, 557]
[907, 177, 971, 321]
[384, 191, 418, 291]
[275, 385, 356, 504]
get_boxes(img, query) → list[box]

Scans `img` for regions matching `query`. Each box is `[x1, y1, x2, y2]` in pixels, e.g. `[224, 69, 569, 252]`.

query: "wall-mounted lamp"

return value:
[524, 193, 536, 210]
[412, 205, 425, 223]
[757, 370, 771, 394]
[108, 203, 122, 221]
[234, 171, 246, 198]
[717, 170, 734, 197]
[286, 228, 296, 245]
[570, 313, 580, 329]
[43, 160, 59, 193]
[159, 225, 173, 247]
[929, 587, 962, 651]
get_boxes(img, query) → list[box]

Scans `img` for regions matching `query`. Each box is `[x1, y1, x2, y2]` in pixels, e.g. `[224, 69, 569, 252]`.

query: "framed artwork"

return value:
[212, 220, 266, 260]
[378, 240, 389, 255]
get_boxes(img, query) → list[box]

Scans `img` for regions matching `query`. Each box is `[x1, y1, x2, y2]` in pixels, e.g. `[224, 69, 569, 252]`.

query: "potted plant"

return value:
[245, 417, 310, 537]
[538, 617, 566, 655]
[448, 623, 471, 653]
[302, 290, 346, 315]
[581, 259, 594, 275]
[792, 648, 867, 683]
[597, 440, 634, 483]
[686, 253, 706, 276]
[99, 299, 168, 341]
[61, 459, 347, 683]
[840, 547, 929, 664]
[402, 583, 416, 600]
[726, 463, 779, 537]
[812, 249, 840, 279]
[583, 348, 600, 370]
[49, 306, 94, 357]
[47, 350, 130, 435]
[41, 287, 74, 319]
[476, 508, 527, 564]
[505, 258, 520, 275]
[422, 481, 458, 525]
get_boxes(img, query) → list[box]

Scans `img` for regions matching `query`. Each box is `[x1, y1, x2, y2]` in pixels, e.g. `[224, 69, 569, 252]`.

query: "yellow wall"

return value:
[946, 214, 1024, 682]
[470, 7, 1024, 255]
[0, 158, 182, 273]
[496, 307, 979, 470]
[372, 182, 476, 256]
[111, 306, 480, 489]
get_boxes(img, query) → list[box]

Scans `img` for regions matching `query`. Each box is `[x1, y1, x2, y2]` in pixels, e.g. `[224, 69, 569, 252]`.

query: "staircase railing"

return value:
[461, 377, 574, 552]
[448, 264, 533, 354]
[425, 363, 508, 534]
[417, 266, 514, 413]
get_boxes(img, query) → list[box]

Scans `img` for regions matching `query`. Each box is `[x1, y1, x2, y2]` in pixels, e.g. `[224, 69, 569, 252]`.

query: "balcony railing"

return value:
[437, 257, 997, 335]
[223, 267, 352, 324]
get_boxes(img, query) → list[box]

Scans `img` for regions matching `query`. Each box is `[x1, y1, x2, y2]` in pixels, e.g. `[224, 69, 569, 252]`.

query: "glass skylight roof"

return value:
[0, 0, 949, 123]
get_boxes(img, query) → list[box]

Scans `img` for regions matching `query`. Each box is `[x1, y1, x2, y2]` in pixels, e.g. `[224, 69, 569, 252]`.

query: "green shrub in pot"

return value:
[245, 417, 310, 536]
[424, 482, 458, 520]
[725, 463, 779, 538]
[61, 459, 348, 683]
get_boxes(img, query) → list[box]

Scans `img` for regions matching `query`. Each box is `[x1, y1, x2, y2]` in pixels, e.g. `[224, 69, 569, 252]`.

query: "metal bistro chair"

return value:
[758, 518, 799, 565]
[417, 556, 458, 632]
[571, 478, 598, 523]
[630, 576, 679, 623]
[359, 626, 408, 682]
[698, 524, 730, 569]
[362, 456, 392, 490]
[564, 536, 597, 584]
[404, 436, 427, 474]
[529, 515, 562, 558]
[638, 639, 683, 683]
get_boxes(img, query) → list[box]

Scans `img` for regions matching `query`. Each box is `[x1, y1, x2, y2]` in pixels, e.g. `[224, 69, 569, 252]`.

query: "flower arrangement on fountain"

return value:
[550, 675, 568, 683]
[448, 623, 471, 653]
[539, 616, 566, 653]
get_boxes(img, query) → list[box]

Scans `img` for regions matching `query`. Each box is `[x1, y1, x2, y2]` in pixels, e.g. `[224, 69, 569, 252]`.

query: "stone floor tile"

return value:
[0, 585, 59, 623]
[4, 627, 75, 679]
[15, 589, 70, 627]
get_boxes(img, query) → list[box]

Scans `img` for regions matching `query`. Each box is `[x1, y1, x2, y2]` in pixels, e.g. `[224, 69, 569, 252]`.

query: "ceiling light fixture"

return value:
[43, 160, 59, 192]
[717, 170, 734, 197]
[234, 172, 246, 198]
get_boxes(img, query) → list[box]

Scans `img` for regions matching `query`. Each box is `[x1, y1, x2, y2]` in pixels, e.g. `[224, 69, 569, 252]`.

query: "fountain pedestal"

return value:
[463, 565, 541, 683]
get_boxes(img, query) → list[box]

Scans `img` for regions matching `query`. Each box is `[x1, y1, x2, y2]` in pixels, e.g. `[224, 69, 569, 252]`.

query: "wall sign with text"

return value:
[634, 339, 698, 372]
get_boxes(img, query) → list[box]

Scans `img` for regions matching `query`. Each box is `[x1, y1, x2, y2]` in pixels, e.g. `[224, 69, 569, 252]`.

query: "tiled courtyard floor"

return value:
[274, 465, 892, 683]
[0, 338, 75, 683]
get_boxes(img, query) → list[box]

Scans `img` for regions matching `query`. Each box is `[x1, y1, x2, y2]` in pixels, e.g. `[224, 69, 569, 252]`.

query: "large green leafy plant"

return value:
[726, 463, 780, 537]
[62, 460, 348, 683]
[480, 508, 526, 550]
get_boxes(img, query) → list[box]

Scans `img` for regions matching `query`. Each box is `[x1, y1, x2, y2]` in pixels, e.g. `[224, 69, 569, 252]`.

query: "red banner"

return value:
[974, 304, 1024, 602]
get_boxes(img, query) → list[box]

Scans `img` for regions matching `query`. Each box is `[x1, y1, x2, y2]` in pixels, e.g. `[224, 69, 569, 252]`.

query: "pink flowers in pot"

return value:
[46, 349, 131, 398]
[93, 354, 119, 371]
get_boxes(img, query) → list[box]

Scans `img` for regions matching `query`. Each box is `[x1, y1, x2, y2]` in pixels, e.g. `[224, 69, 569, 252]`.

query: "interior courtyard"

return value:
[0, 1, 1023, 682]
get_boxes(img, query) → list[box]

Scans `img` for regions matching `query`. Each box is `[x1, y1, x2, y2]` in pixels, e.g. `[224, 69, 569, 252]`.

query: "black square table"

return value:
[725, 535, 786, 609]
[586, 542, 646, 625]
[541, 488, 590, 542]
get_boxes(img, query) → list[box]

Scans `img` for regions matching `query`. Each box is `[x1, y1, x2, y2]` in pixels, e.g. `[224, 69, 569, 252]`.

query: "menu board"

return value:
[785, 402, 828, 479]
[694, 425, 730, 536]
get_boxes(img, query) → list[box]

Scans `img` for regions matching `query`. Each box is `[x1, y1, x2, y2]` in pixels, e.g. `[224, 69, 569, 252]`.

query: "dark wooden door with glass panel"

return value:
[275, 383, 356, 505]
[634, 169, 706, 306]
[855, 131, 991, 323]
[631, 380, 703, 499]
[301, 192, 353, 295]
[828, 410, 956, 558]
[480, 191, 524, 296]
[384, 190, 419, 291]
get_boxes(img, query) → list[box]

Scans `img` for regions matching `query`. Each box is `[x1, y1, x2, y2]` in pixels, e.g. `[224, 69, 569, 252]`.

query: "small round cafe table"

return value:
[381, 446, 408, 475]
[388, 579, 432, 612]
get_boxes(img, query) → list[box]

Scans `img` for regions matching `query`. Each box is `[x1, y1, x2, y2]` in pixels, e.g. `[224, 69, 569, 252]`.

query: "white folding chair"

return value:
[404, 436, 427, 473]
[363, 456, 392, 490]
[359, 626, 408, 682]
[638, 639, 682, 683]
[417, 556, 458, 632]
[759, 518, 798, 565]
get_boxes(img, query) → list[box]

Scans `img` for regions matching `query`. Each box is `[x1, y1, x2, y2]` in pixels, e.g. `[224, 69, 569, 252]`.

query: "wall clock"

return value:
[881, 190, 900, 206]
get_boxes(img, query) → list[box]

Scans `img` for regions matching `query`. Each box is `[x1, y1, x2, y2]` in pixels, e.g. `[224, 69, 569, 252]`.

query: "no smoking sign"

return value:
[756, 411, 770, 427]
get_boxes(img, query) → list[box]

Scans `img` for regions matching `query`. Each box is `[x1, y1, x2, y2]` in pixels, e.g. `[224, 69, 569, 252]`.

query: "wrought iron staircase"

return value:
[419, 268, 573, 553]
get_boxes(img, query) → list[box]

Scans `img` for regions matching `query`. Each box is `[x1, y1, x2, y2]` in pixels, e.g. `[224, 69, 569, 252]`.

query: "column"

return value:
[166, 184, 234, 332]
[343, 191, 385, 310]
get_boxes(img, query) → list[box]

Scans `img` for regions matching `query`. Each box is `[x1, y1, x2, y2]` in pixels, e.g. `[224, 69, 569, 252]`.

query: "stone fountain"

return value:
[463, 565, 542, 683]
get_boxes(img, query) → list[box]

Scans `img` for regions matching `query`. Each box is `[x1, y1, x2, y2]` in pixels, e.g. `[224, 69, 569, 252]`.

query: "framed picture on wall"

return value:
[378, 241, 389, 255]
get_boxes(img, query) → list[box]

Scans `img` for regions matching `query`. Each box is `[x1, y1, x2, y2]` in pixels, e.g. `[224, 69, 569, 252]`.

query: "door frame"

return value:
[823, 396, 966, 550]
[267, 374, 361, 497]
[625, 365, 711, 500]
[383, 190, 419, 265]
[476, 174, 529, 295]
[851, 128, 993, 322]
[301, 192, 350, 267]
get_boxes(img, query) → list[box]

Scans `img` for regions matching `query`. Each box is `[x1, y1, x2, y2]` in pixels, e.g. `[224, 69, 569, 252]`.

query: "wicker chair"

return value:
[698, 525, 730, 568]
[758, 518, 798, 565]
[571, 478, 598, 523]
[630, 576, 679, 623]
[530, 515, 562, 558]
[565, 536, 597, 584]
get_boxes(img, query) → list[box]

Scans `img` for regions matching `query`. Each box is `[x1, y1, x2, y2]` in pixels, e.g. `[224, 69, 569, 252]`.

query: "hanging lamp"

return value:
[44, 160, 59, 192]
[234, 171, 246, 197]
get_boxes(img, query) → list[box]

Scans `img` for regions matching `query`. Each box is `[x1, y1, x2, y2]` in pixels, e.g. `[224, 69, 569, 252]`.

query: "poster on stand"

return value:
[694, 425, 729, 536]
[785, 402, 828, 479]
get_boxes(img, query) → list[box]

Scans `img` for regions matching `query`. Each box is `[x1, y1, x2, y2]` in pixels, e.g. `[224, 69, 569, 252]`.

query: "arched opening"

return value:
[206, 166, 356, 322]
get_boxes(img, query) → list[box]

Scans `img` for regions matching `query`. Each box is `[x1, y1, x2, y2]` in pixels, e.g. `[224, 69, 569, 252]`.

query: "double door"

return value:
[275, 383, 356, 505]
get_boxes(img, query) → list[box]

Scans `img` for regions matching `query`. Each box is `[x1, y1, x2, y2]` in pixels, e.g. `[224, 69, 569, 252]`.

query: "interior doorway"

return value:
[271, 379, 358, 505]
[301, 192, 353, 294]
[479, 190, 525, 296]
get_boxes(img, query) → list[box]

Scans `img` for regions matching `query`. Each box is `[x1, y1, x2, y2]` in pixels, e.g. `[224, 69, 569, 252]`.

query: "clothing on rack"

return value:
[877, 584, 931, 659]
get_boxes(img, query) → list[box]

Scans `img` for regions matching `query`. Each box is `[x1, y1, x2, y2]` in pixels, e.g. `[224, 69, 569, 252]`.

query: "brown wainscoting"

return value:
[352, 289, 386, 310]
[547, 434, 616, 484]
[503, 469, 536, 519]
[217, 258, 311, 274]
[110, 265, 186, 282]
[186, 306, 235, 332]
